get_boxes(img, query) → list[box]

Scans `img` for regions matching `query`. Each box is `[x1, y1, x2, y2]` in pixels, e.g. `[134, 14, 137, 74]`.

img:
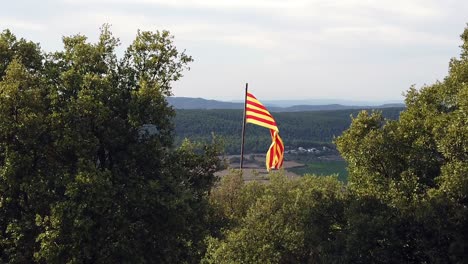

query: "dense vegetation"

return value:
[174, 108, 403, 154]
[1, 24, 467, 263]
[0, 26, 221, 263]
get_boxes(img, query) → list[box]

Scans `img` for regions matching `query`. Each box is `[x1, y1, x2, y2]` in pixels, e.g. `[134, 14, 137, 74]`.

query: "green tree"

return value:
[336, 25, 468, 263]
[204, 171, 347, 264]
[0, 25, 220, 263]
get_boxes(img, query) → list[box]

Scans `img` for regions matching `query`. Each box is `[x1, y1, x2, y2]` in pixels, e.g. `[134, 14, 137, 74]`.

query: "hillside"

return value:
[167, 96, 405, 111]
[167, 97, 244, 109]
[173, 107, 404, 154]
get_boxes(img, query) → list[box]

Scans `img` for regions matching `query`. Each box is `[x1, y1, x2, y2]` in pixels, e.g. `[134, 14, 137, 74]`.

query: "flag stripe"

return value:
[246, 92, 258, 100]
[246, 96, 265, 108]
[246, 105, 268, 115]
[246, 100, 269, 112]
[246, 118, 278, 131]
[267, 144, 275, 169]
[246, 115, 277, 127]
[246, 112, 276, 124]
[266, 130, 284, 170]
[245, 91, 284, 171]
[246, 106, 272, 117]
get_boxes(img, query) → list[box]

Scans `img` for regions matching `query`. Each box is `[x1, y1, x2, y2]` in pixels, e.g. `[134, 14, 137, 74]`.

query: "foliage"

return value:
[204, 171, 347, 264]
[335, 25, 468, 263]
[174, 108, 403, 154]
[0, 26, 220, 263]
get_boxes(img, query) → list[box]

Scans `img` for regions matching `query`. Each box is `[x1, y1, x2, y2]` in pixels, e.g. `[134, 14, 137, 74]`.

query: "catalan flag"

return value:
[245, 92, 284, 171]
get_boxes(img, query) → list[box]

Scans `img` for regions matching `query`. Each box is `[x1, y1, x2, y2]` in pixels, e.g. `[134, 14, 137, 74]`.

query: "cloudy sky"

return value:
[1, 0, 468, 102]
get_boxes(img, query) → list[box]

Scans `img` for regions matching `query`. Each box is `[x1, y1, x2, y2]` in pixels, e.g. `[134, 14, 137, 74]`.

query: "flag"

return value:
[245, 92, 284, 171]
[266, 129, 284, 170]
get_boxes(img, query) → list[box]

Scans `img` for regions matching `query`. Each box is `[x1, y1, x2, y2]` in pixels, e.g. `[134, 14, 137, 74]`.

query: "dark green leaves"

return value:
[0, 26, 218, 263]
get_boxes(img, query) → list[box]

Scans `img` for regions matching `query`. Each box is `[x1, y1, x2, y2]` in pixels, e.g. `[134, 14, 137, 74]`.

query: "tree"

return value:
[335, 25, 468, 262]
[0, 25, 220, 263]
[204, 171, 347, 264]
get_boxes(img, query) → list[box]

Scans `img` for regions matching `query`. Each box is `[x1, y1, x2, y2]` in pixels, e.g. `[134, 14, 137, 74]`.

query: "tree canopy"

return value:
[0, 25, 220, 263]
[173, 108, 403, 154]
[335, 25, 468, 263]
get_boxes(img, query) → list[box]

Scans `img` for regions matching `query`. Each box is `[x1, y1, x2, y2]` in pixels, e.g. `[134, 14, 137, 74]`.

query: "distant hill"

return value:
[167, 97, 405, 111]
[173, 107, 405, 154]
[241, 99, 404, 107]
[268, 104, 406, 112]
[167, 97, 244, 109]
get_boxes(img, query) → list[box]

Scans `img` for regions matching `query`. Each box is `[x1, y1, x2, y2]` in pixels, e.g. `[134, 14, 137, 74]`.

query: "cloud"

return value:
[54, 0, 460, 53]
[63, 0, 308, 10]
[319, 25, 453, 47]
[4, 0, 465, 100]
[45, 10, 284, 51]
[0, 18, 46, 32]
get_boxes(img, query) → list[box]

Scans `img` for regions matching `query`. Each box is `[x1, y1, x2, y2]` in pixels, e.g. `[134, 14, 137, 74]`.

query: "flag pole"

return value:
[240, 83, 248, 169]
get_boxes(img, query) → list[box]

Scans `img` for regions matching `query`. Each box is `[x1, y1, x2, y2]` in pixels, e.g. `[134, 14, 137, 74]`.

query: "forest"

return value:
[174, 107, 403, 154]
[0, 25, 467, 263]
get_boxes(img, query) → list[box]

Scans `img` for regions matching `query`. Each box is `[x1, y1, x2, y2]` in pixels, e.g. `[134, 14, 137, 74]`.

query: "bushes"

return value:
[205, 172, 347, 263]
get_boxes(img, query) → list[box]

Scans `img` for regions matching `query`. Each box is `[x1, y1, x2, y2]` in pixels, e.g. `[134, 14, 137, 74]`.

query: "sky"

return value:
[1, 0, 468, 102]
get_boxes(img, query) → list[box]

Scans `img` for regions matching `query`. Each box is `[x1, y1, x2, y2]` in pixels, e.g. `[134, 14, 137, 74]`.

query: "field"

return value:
[218, 153, 348, 182]
[175, 107, 402, 183]
[288, 160, 348, 182]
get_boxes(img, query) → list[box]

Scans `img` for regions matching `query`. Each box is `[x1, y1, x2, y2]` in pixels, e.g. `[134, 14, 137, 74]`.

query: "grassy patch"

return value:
[288, 161, 348, 182]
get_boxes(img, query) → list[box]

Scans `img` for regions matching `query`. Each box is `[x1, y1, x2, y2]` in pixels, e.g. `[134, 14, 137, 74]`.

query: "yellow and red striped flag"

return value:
[245, 92, 284, 171]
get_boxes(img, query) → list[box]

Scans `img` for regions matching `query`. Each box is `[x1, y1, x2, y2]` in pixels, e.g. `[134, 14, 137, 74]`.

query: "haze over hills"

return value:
[167, 97, 243, 109]
[167, 97, 405, 112]
[232, 99, 404, 107]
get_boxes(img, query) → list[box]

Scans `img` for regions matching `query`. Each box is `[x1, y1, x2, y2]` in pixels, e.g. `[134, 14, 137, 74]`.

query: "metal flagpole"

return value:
[240, 83, 248, 169]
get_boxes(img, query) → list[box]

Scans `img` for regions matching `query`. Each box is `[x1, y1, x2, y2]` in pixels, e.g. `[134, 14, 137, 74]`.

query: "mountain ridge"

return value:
[167, 97, 405, 112]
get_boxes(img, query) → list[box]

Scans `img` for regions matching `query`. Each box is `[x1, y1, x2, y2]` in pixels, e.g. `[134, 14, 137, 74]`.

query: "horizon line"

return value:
[168, 95, 405, 103]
